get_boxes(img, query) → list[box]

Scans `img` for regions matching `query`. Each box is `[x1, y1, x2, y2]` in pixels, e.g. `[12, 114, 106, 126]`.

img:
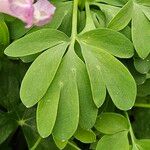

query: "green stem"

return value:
[30, 137, 42, 150]
[68, 141, 81, 150]
[71, 0, 78, 43]
[134, 103, 150, 108]
[125, 112, 136, 145]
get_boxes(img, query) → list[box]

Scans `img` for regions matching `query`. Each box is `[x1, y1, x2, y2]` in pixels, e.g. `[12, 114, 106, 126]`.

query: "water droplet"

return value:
[96, 65, 100, 71]
[59, 81, 63, 88]
[61, 139, 66, 142]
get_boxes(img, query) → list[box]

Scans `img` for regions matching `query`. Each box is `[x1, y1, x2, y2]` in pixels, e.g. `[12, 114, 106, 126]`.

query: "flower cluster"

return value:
[0, 0, 55, 28]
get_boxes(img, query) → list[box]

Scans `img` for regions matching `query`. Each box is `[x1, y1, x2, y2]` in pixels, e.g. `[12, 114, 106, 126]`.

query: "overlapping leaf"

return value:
[4, 28, 98, 145]
[94, 0, 150, 58]
[78, 28, 136, 110]
[0, 20, 9, 54]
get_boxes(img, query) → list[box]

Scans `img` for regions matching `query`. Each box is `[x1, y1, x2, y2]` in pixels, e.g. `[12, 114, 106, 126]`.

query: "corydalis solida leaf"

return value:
[0, 0, 56, 28]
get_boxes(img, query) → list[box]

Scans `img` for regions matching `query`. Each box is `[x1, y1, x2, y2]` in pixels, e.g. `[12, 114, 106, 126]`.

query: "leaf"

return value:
[20, 43, 68, 107]
[134, 55, 150, 74]
[52, 50, 79, 141]
[94, 113, 129, 134]
[132, 3, 150, 59]
[95, 0, 127, 6]
[74, 126, 96, 143]
[8, 19, 29, 40]
[0, 113, 17, 144]
[79, 28, 134, 58]
[136, 139, 150, 150]
[64, 142, 81, 150]
[75, 52, 98, 129]
[95, 3, 121, 25]
[20, 53, 40, 63]
[140, 5, 150, 20]
[137, 79, 150, 97]
[80, 43, 136, 110]
[135, 0, 150, 6]
[81, 45, 106, 108]
[96, 131, 129, 150]
[4, 29, 69, 57]
[53, 136, 67, 150]
[37, 83, 61, 138]
[48, 2, 72, 29]
[108, 0, 133, 31]
[0, 20, 9, 53]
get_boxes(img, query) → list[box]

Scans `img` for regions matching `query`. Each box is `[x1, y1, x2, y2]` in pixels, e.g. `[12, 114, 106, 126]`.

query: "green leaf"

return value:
[136, 139, 150, 150]
[81, 45, 106, 108]
[48, 2, 72, 29]
[95, 0, 127, 6]
[135, 0, 150, 6]
[0, 20, 9, 53]
[96, 131, 129, 150]
[20, 43, 68, 107]
[137, 79, 150, 97]
[64, 142, 81, 150]
[79, 28, 134, 58]
[5, 29, 69, 57]
[80, 43, 136, 110]
[75, 53, 98, 129]
[0, 113, 17, 144]
[132, 3, 150, 59]
[94, 113, 129, 134]
[74, 126, 96, 143]
[134, 55, 150, 74]
[20, 53, 40, 63]
[140, 5, 150, 20]
[95, 3, 121, 25]
[52, 50, 79, 141]
[108, 0, 133, 31]
[37, 84, 61, 138]
[53, 136, 67, 150]
[8, 19, 29, 40]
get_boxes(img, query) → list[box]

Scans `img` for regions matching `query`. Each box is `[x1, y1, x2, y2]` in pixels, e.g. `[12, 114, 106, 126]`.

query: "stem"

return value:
[134, 103, 150, 108]
[125, 112, 136, 145]
[71, 0, 78, 42]
[68, 141, 80, 150]
[30, 137, 42, 150]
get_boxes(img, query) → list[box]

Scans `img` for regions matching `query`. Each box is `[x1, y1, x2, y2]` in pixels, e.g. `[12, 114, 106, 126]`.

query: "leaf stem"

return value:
[125, 112, 136, 145]
[30, 137, 42, 150]
[68, 141, 81, 150]
[134, 103, 150, 108]
[71, 0, 78, 43]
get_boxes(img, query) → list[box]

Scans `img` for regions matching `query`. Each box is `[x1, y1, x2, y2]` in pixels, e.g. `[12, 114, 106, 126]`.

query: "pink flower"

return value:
[0, 0, 55, 28]
[33, 0, 55, 26]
